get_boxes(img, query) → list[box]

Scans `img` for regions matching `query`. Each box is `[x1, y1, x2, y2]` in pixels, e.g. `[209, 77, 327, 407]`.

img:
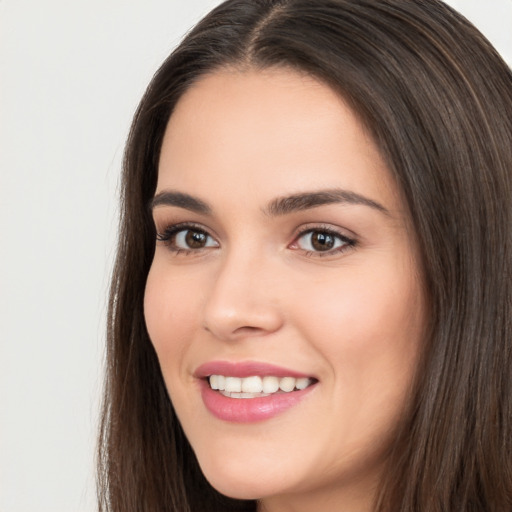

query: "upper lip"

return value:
[194, 361, 314, 379]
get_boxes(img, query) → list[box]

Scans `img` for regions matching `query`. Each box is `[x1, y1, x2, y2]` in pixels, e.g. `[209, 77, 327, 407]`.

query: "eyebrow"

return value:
[150, 191, 212, 215]
[264, 189, 390, 217]
[150, 188, 389, 217]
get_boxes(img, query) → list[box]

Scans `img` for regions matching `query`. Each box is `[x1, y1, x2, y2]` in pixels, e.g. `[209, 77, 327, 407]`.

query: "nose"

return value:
[202, 249, 284, 342]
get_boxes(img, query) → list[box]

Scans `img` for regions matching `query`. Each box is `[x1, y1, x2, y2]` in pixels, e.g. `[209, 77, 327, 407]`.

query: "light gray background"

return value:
[1, 1, 510, 511]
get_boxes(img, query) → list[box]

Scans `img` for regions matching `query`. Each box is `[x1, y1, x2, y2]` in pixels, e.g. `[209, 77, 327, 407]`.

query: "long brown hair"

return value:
[98, 1, 512, 510]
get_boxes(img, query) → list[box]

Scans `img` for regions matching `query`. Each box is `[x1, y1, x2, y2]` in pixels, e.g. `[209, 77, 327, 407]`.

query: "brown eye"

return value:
[174, 228, 218, 250]
[295, 229, 352, 254]
[310, 232, 336, 251]
[185, 230, 208, 248]
[157, 226, 219, 251]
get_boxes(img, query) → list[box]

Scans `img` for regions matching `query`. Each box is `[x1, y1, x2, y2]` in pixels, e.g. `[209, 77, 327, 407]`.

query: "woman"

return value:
[98, 1, 512, 511]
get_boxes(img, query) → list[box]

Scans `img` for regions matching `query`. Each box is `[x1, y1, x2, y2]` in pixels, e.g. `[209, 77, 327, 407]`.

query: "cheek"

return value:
[294, 263, 424, 390]
[143, 265, 199, 369]
[293, 266, 424, 454]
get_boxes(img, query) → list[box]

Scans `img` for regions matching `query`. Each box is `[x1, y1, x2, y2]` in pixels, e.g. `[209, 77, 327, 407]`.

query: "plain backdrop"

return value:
[1, 1, 511, 511]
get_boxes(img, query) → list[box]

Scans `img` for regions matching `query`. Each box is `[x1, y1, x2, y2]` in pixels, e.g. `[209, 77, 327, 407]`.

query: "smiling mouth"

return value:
[208, 375, 316, 399]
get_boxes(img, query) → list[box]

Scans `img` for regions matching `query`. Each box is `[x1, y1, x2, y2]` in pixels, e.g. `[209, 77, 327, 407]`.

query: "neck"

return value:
[257, 477, 378, 512]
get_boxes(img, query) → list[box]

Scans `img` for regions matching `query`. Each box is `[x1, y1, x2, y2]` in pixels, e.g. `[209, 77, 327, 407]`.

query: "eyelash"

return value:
[155, 222, 356, 257]
[291, 226, 356, 257]
[156, 222, 217, 256]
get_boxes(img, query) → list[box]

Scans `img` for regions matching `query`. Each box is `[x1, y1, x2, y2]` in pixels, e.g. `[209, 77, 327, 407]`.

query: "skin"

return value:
[144, 68, 426, 512]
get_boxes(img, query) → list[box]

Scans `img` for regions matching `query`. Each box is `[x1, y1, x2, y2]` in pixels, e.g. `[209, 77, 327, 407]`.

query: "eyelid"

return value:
[156, 222, 219, 252]
[288, 224, 357, 256]
[154, 220, 356, 258]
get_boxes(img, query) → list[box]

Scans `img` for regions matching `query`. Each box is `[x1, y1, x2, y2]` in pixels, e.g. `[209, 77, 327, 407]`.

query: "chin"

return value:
[202, 470, 270, 500]
[196, 453, 290, 501]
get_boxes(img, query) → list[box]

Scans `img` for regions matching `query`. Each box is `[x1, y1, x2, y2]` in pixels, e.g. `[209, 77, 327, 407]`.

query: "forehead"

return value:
[157, 68, 399, 213]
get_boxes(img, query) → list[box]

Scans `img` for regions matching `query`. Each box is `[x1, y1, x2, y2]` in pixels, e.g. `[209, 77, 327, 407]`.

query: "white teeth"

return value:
[262, 376, 280, 393]
[279, 377, 296, 392]
[208, 375, 313, 396]
[241, 376, 263, 393]
[221, 391, 270, 399]
[295, 377, 310, 390]
[210, 375, 219, 390]
[225, 376, 242, 392]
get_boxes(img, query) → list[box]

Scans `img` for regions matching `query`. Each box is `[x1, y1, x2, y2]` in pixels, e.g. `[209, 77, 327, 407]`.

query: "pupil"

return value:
[312, 232, 334, 251]
[186, 230, 206, 248]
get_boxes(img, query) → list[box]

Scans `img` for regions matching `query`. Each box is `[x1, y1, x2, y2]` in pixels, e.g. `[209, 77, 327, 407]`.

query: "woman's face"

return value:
[144, 68, 426, 511]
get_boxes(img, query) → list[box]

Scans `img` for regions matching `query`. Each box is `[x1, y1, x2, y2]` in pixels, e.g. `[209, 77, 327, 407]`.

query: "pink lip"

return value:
[194, 361, 317, 423]
[194, 360, 313, 379]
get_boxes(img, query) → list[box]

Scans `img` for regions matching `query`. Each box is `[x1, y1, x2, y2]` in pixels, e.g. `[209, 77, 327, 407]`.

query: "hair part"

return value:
[98, 1, 512, 511]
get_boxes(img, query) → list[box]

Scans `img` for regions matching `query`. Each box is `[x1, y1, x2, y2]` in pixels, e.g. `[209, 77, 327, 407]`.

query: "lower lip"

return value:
[199, 380, 316, 423]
